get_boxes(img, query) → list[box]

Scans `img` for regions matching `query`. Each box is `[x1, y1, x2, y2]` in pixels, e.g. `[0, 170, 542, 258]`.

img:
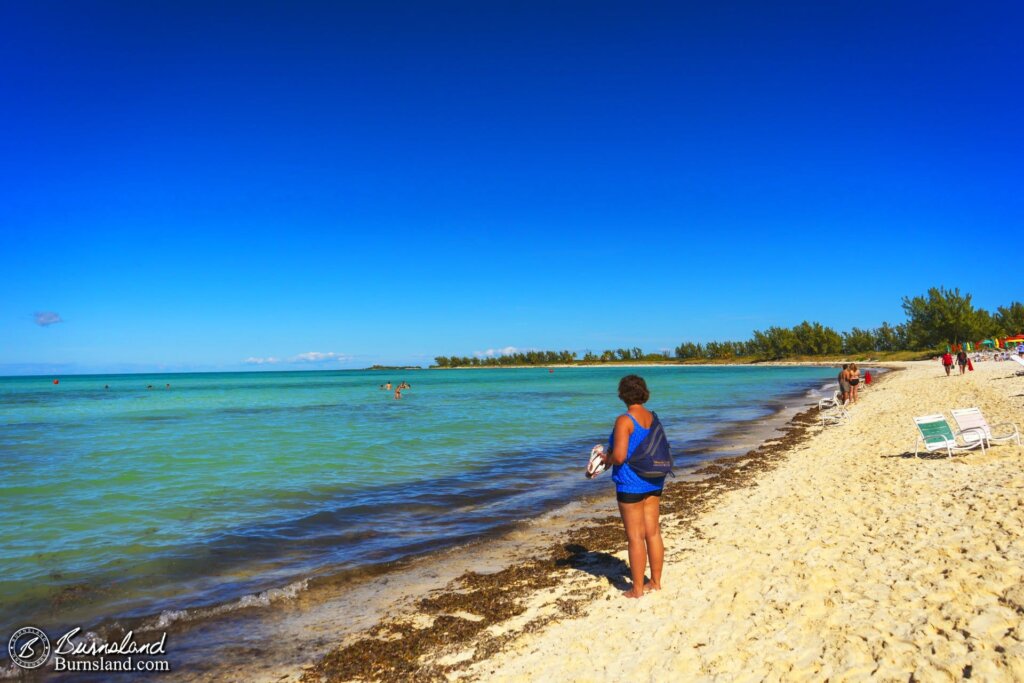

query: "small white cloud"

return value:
[290, 351, 351, 363]
[245, 356, 280, 365]
[245, 352, 351, 365]
[34, 311, 63, 327]
[475, 346, 524, 358]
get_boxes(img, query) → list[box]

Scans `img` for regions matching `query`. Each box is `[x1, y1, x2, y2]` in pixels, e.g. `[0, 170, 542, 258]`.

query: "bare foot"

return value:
[644, 580, 661, 592]
[622, 588, 644, 599]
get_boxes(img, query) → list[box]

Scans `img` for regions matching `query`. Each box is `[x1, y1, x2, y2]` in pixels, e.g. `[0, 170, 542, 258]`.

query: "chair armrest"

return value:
[955, 427, 987, 443]
[989, 421, 1019, 433]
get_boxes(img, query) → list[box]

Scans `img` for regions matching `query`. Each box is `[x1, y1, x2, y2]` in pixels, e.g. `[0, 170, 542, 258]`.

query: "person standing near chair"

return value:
[600, 375, 668, 599]
[956, 349, 968, 375]
[847, 363, 861, 403]
[837, 364, 850, 403]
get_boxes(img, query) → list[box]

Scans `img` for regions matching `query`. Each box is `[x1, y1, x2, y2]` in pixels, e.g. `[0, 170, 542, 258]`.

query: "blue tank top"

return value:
[610, 414, 665, 494]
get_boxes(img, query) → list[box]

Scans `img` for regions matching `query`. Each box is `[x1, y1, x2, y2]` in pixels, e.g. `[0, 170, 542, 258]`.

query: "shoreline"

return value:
[59, 372, 845, 681]
[290, 374, 885, 681]
[3, 367, 893, 680]
[430, 361, 906, 370]
[302, 388, 851, 681]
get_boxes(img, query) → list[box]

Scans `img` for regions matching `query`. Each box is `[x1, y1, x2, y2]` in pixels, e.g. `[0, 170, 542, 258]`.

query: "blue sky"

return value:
[2, 2, 1022, 374]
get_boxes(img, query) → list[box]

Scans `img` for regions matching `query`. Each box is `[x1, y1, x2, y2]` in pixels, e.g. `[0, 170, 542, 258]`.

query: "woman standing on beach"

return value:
[956, 350, 969, 375]
[847, 363, 861, 403]
[601, 375, 668, 598]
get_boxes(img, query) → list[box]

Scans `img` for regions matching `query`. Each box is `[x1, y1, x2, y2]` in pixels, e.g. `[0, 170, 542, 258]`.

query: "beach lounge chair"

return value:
[820, 396, 849, 427]
[950, 407, 1021, 449]
[818, 390, 844, 410]
[1011, 355, 1024, 375]
[912, 414, 986, 458]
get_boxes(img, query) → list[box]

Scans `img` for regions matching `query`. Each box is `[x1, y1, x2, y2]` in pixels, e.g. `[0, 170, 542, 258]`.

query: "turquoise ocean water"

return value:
[0, 366, 836, 637]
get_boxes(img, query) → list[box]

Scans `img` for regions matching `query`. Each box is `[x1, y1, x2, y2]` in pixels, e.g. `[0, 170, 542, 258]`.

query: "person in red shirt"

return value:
[941, 352, 954, 376]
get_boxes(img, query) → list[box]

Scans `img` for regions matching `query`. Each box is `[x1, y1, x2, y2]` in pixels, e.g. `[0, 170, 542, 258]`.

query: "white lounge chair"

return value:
[818, 390, 844, 410]
[913, 414, 987, 458]
[819, 393, 850, 426]
[1011, 355, 1024, 375]
[951, 407, 1021, 449]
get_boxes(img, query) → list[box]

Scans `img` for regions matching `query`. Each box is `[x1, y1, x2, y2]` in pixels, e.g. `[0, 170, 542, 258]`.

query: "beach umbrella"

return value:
[981, 339, 995, 347]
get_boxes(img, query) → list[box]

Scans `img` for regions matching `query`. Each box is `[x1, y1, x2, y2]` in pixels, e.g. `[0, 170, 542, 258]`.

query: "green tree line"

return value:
[434, 350, 578, 367]
[434, 288, 1024, 367]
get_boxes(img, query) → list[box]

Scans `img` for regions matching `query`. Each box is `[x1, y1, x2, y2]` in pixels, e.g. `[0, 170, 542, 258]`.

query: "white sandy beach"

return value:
[453, 360, 1024, 682]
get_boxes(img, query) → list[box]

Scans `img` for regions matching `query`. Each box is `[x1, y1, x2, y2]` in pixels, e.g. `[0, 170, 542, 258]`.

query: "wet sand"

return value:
[299, 360, 1024, 681]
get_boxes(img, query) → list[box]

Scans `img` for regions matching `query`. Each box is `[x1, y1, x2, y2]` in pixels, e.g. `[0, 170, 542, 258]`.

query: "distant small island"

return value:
[367, 365, 423, 371]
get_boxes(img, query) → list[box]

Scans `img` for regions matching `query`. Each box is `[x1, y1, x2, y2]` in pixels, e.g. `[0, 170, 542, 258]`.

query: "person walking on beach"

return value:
[956, 349, 969, 375]
[941, 352, 954, 376]
[600, 375, 670, 598]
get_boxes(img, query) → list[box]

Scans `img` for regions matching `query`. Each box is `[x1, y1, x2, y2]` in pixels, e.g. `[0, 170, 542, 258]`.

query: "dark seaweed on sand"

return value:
[302, 378, 886, 682]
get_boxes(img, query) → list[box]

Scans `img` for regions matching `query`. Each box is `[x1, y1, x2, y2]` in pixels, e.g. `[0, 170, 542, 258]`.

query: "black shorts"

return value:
[616, 489, 663, 504]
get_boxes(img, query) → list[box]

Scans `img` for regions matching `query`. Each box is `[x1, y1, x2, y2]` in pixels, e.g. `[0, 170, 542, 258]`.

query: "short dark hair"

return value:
[618, 375, 650, 405]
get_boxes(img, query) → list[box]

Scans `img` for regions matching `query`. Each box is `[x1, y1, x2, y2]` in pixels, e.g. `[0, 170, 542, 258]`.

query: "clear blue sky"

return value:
[2, 2, 1022, 374]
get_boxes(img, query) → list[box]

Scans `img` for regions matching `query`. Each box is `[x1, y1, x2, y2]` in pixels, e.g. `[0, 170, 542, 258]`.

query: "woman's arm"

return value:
[604, 414, 634, 466]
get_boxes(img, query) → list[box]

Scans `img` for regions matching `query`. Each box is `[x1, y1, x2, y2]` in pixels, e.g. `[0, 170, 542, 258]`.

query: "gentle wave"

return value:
[140, 579, 310, 632]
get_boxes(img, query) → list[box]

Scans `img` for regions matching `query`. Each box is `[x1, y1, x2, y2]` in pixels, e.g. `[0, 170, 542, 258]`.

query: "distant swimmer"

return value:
[104, 385, 109, 390]
[394, 389, 401, 400]
[165, 383, 171, 389]
[385, 382, 392, 390]
[147, 385, 153, 390]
